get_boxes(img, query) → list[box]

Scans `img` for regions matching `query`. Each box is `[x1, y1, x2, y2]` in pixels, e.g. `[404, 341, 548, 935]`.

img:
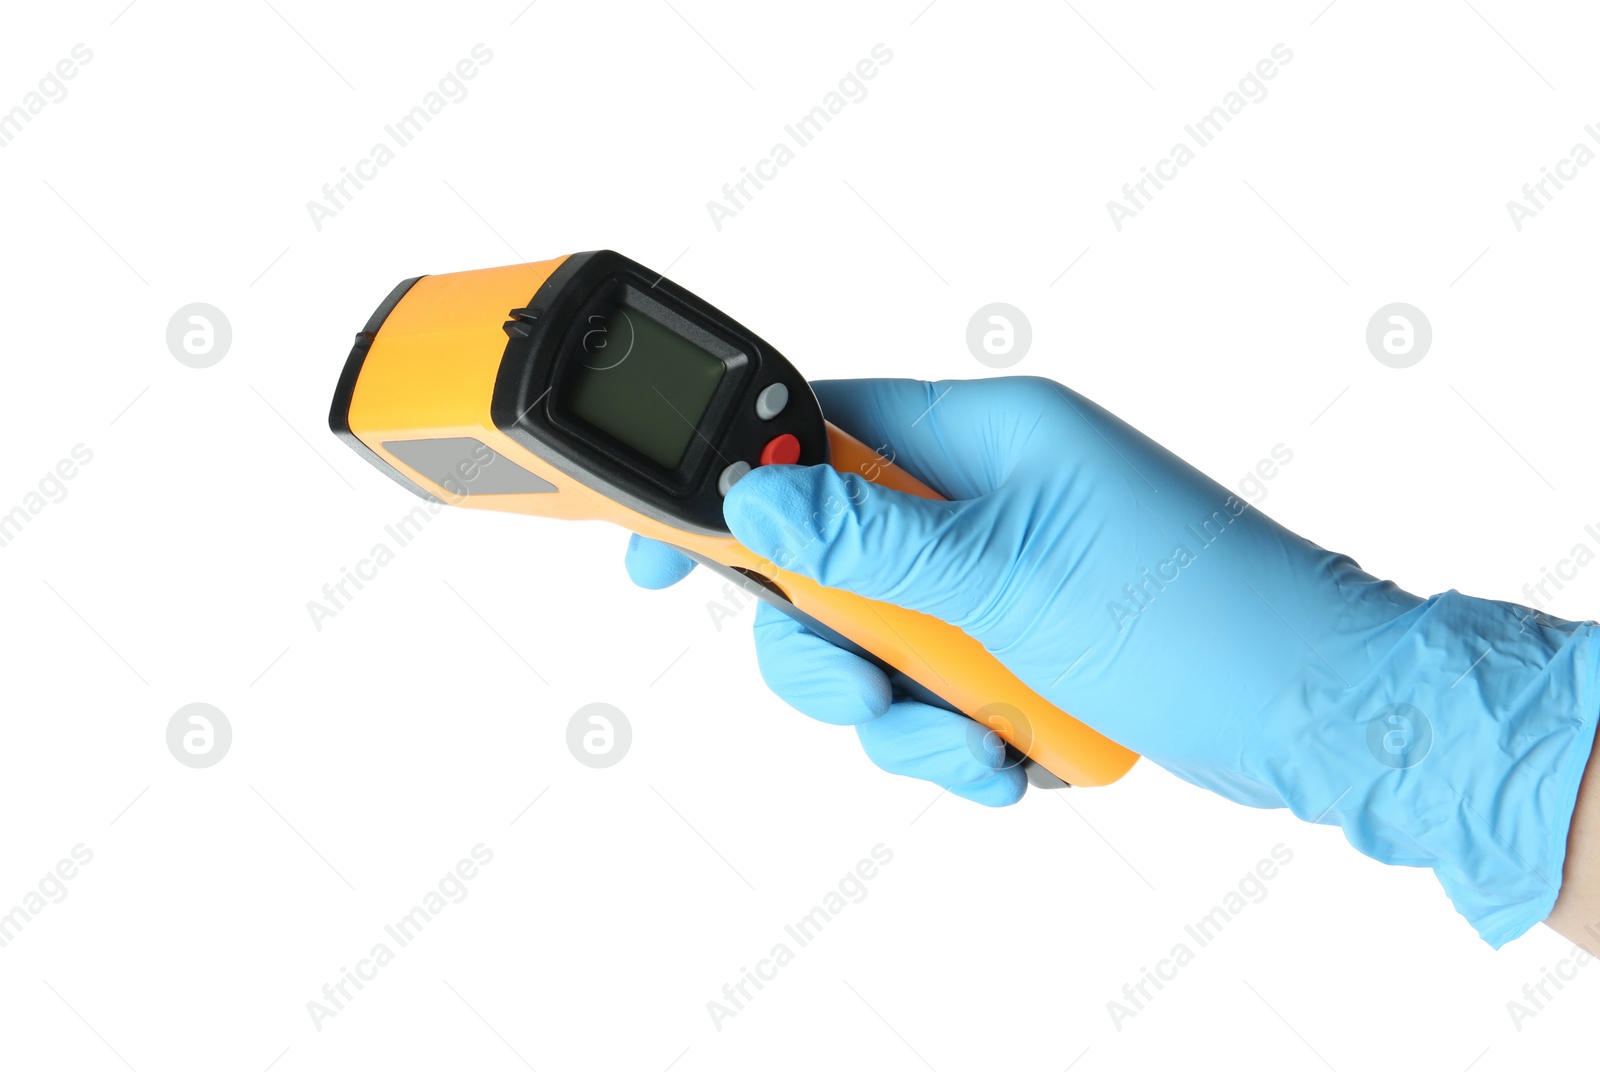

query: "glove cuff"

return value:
[1322, 591, 1600, 947]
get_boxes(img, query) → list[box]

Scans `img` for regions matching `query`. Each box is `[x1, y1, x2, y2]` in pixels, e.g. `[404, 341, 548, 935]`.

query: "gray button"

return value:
[718, 461, 751, 496]
[754, 382, 789, 420]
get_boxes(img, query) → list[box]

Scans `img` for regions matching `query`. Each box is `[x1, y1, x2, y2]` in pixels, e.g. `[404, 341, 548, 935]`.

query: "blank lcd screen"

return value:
[561, 303, 726, 469]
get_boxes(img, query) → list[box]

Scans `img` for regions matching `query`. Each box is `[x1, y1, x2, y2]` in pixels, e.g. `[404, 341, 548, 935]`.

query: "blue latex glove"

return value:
[627, 377, 1600, 946]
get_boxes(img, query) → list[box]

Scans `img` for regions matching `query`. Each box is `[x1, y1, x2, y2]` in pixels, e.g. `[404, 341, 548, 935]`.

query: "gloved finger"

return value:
[810, 377, 1058, 499]
[856, 699, 1027, 807]
[751, 604, 1023, 804]
[624, 533, 697, 589]
[724, 463, 1006, 626]
[751, 602, 891, 726]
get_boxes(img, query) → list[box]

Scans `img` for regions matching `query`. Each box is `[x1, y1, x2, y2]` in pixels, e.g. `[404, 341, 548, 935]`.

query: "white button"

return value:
[754, 382, 789, 420]
[717, 460, 751, 496]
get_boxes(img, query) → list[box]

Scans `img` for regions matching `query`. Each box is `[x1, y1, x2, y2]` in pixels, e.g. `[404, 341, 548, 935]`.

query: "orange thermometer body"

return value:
[329, 251, 1138, 787]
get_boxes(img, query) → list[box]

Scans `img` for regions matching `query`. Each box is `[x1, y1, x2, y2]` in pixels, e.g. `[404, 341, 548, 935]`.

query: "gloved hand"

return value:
[626, 377, 1600, 946]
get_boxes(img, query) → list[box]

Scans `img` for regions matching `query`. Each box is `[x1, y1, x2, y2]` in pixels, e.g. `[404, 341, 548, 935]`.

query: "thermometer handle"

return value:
[681, 423, 1139, 788]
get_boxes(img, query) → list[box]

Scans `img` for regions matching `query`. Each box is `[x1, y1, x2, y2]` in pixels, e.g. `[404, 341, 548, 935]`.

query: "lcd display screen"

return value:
[560, 302, 726, 469]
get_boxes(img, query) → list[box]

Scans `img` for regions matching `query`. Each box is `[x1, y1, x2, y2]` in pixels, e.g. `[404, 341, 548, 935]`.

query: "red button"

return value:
[759, 433, 801, 466]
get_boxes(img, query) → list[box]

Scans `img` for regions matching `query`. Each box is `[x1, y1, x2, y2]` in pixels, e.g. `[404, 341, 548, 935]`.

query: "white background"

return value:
[2, 1, 1597, 1069]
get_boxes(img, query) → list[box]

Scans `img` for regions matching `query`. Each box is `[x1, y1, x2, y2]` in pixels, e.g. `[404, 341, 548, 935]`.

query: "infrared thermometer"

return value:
[329, 251, 1138, 787]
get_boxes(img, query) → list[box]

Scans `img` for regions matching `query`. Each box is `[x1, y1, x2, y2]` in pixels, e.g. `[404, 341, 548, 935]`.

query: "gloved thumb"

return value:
[723, 464, 1002, 628]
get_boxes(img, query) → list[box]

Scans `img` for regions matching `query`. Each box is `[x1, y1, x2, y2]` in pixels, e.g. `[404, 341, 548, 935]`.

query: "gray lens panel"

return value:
[382, 437, 557, 495]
